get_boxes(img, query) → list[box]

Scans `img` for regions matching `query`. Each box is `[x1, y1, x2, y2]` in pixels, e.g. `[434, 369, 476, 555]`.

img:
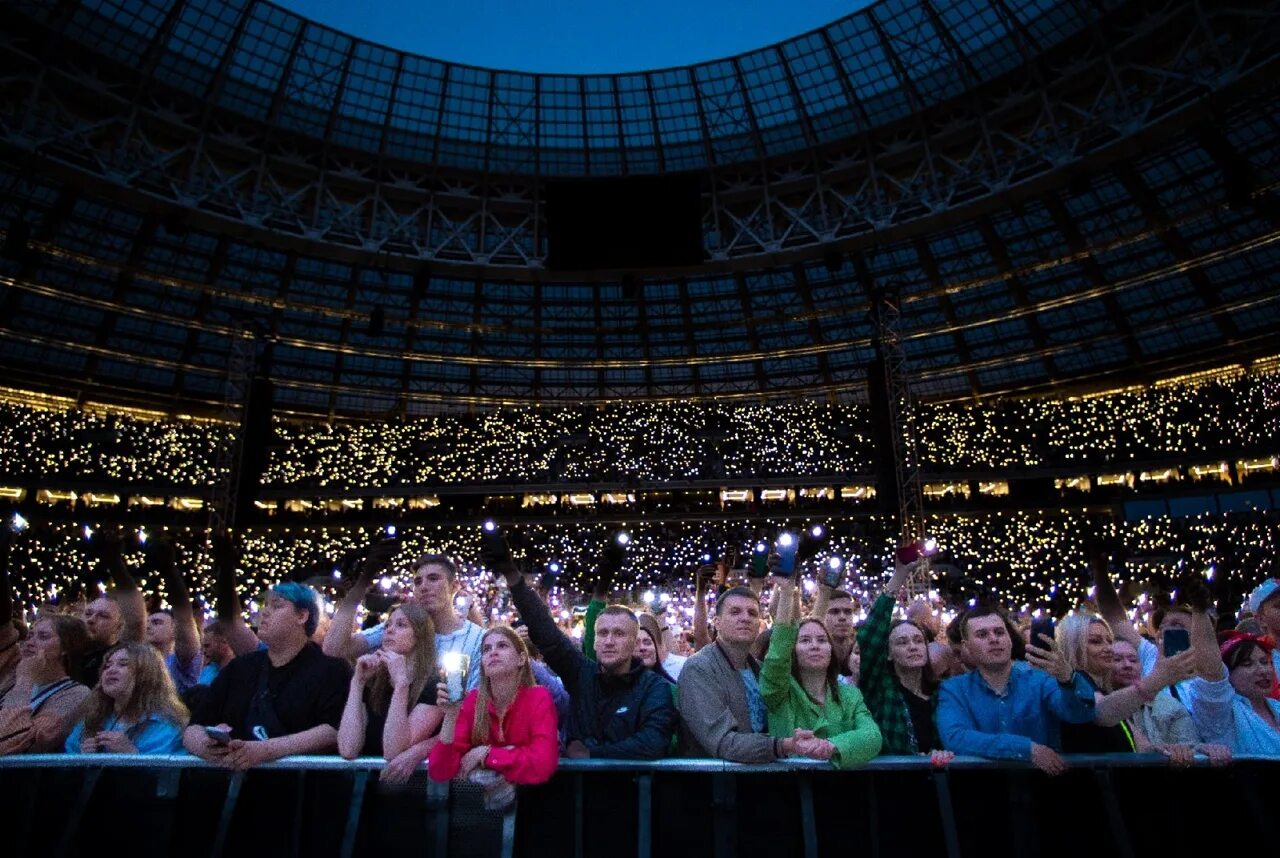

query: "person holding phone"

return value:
[760, 574, 881, 768]
[1182, 605, 1280, 756]
[427, 626, 558, 808]
[1109, 638, 1231, 765]
[65, 642, 188, 754]
[856, 554, 951, 760]
[337, 603, 442, 764]
[936, 606, 1097, 776]
[1050, 613, 1198, 757]
[324, 543, 485, 694]
[183, 583, 350, 769]
[484, 533, 676, 761]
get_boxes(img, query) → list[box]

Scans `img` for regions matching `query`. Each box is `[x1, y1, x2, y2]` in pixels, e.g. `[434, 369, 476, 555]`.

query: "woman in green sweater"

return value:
[761, 576, 882, 768]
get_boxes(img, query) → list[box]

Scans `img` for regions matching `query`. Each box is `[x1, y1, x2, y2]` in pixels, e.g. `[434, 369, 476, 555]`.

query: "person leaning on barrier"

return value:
[66, 642, 188, 755]
[0, 613, 91, 755]
[325, 542, 484, 693]
[761, 574, 881, 768]
[183, 583, 350, 769]
[1110, 637, 1231, 766]
[935, 606, 1096, 775]
[486, 538, 677, 760]
[679, 585, 812, 763]
[857, 555, 952, 760]
[1052, 612, 1198, 760]
[338, 603, 442, 766]
[428, 626, 559, 809]
[1182, 600, 1280, 756]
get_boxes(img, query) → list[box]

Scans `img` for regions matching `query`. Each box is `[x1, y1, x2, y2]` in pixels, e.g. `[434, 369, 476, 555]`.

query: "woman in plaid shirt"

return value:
[856, 556, 954, 762]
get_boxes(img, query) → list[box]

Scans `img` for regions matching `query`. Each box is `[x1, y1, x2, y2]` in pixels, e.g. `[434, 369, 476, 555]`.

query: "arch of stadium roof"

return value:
[0, 0, 1278, 416]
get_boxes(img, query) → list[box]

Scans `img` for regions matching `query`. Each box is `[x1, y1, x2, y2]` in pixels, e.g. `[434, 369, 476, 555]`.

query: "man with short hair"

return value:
[325, 545, 484, 691]
[935, 607, 1096, 775]
[184, 582, 349, 769]
[80, 535, 146, 686]
[197, 619, 236, 686]
[145, 539, 203, 695]
[495, 559, 676, 759]
[678, 586, 821, 762]
[814, 589, 857, 677]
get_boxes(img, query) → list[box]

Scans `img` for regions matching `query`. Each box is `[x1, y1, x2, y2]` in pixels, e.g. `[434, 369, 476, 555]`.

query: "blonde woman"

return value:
[338, 603, 442, 760]
[1045, 613, 1196, 760]
[66, 642, 188, 754]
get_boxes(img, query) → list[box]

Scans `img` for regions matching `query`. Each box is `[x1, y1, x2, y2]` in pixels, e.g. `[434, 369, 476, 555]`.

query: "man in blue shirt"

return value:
[936, 607, 1096, 775]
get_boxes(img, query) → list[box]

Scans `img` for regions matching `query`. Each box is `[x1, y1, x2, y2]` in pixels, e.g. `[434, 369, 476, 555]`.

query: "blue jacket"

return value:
[936, 662, 1096, 760]
[510, 580, 676, 759]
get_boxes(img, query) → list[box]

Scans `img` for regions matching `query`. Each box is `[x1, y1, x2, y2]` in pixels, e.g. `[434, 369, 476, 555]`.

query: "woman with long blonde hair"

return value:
[66, 642, 188, 754]
[1046, 612, 1197, 760]
[428, 625, 558, 806]
[339, 603, 442, 760]
[0, 613, 91, 755]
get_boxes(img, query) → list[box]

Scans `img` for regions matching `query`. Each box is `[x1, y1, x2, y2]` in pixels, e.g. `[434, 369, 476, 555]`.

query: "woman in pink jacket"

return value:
[428, 625, 558, 808]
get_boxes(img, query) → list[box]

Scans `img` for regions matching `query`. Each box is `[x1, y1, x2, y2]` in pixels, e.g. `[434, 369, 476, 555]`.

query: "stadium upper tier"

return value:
[0, 0, 1278, 413]
[1, 363, 1276, 492]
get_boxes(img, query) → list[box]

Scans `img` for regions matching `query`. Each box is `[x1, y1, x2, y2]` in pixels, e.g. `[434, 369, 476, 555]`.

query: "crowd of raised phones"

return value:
[1, 367, 1277, 489]
[2, 521, 1277, 806]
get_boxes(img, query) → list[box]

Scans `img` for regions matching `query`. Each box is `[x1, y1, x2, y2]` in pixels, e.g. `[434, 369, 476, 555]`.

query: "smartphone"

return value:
[1029, 616, 1056, 647]
[749, 542, 769, 579]
[776, 533, 798, 575]
[1162, 628, 1191, 657]
[820, 557, 844, 589]
[481, 520, 511, 564]
[896, 537, 939, 565]
[204, 726, 232, 746]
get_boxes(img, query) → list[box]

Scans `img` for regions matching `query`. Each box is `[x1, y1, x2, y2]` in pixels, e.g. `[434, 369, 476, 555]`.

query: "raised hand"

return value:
[1025, 633, 1073, 683]
[353, 653, 382, 686]
[381, 649, 410, 689]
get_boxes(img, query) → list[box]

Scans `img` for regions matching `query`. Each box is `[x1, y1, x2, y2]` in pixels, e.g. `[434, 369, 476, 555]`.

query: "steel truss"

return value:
[0, 1, 1273, 273]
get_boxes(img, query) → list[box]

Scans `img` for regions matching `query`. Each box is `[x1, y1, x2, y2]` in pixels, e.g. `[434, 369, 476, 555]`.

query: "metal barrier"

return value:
[0, 754, 1274, 858]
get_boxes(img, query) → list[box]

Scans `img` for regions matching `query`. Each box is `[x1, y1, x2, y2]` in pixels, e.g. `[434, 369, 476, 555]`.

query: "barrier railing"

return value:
[0, 754, 1273, 858]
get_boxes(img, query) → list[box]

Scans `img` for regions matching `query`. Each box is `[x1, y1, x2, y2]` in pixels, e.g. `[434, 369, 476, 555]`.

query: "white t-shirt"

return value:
[663, 653, 687, 680]
[359, 618, 485, 691]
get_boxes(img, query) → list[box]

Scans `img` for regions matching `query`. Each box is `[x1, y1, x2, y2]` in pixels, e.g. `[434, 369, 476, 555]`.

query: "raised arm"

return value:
[99, 533, 145, 643]
[153, 539, 200, 670]
[1090, 551, 1142, 649]
[692, 567, 713, 652]
[211, 533, 262, 657]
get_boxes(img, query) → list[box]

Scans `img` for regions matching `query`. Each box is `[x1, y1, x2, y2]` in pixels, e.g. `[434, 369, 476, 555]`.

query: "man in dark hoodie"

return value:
[485, 551, 676, 760]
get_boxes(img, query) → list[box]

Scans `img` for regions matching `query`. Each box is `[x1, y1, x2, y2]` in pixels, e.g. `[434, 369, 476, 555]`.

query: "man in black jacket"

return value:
[488, 554, 676, 760]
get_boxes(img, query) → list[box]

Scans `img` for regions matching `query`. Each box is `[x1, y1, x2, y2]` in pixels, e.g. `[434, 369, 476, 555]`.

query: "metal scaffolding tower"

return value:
[206, 324, 259, 539]
[871, 288, 930, 596]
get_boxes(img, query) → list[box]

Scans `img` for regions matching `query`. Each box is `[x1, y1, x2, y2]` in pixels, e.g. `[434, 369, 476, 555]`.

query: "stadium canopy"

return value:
[0, 0, 1277, 417]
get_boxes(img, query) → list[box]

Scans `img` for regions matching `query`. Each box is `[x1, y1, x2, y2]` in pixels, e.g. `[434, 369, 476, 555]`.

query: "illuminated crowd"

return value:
[0, 363, 1277, 491]
[5, 509, 1277, 634]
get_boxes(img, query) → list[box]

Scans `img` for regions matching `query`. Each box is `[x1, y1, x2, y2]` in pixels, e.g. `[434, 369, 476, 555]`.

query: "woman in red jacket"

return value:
[428, 625, 558, 807]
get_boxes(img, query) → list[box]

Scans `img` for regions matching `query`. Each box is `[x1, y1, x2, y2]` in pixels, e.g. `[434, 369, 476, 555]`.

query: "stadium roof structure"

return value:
[0, 0, 1278, 418]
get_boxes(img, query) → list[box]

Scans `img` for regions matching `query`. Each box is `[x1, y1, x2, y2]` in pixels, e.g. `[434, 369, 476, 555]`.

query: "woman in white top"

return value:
[1184, 612, 1280, 756]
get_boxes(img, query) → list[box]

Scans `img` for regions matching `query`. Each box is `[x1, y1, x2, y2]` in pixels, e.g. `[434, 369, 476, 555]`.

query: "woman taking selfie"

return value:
[65, 642, 188, 754]
[0, 613, 91, 754]
[338, 603, 442, 761]
[761, 575, 881, 768]
[428, 626, 558, 806]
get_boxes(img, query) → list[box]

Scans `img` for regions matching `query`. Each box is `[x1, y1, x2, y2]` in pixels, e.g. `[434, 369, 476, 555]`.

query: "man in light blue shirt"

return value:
[937, 608, 1096, 775]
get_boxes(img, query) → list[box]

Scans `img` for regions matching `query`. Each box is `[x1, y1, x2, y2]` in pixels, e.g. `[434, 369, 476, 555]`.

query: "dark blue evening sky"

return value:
[275, 1, 872, 73]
